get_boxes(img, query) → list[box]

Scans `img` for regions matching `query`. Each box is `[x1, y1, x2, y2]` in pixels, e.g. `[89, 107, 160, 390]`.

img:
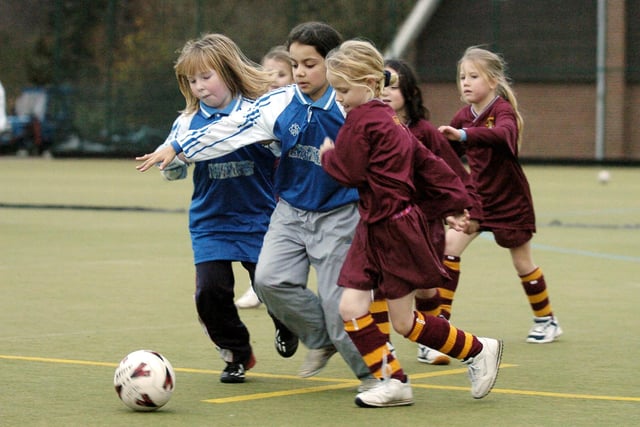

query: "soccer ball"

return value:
[597, 169, 611, 184]
[114, 350, 176, 411]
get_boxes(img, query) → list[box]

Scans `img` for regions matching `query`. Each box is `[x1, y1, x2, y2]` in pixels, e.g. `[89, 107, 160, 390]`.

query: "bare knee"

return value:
[388, 308, 415, 336]
[339, 289, 371, 321]
[415, 288, 437, 299]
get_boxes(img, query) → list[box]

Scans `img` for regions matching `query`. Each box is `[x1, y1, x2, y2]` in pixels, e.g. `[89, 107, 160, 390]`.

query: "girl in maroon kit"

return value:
[319, 40, 503, 408]
[438, 46, 562, 344]
[381, 59, 484, 365]
[383, 59, 482, 260]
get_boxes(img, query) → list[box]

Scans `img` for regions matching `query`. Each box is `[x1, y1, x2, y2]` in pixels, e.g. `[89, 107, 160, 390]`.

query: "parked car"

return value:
[0, 85, 75, 155]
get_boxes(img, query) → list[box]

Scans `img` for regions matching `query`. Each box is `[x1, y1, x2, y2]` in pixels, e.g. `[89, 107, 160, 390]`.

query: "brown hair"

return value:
[174, 33, 272, 113]
[384, 59, 430, 123]
[262, 45, 290, 65]
[285, 21, 343, 58]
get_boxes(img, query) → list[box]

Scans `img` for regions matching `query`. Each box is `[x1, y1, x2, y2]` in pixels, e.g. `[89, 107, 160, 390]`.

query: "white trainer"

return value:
[357, 377, 380, 392]
[298, 346, 337, 378]
[526, 316, 563, 343]
[464, 337, 503, 399]
[235, 287, 261, 309]
[417, 344, 451, 365]
[355, 378, 414, 408]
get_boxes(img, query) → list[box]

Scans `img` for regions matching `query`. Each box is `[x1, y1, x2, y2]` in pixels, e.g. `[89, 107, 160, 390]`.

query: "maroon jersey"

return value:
[322, 100, 458, 297]
[409, 119, 483, 222]
[449, 96, 535, 231]
[411, 142, 472, 221]
[408, 119, 478, 255]
[322, 100, 415, 224]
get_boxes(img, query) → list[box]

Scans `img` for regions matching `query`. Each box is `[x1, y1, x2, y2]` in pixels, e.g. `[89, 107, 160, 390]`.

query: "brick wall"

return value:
[414, 0, 638, 162]
[422, 82, 640, 161]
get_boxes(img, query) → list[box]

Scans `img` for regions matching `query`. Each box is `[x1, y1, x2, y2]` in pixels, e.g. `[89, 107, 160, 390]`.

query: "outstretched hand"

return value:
[438, 125, 461, 141]
[135, 145, 177, 172]
[318, 137, 335, 163]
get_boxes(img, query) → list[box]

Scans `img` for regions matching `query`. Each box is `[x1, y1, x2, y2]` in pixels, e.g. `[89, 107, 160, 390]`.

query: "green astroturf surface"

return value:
[1, 158, 639, 426]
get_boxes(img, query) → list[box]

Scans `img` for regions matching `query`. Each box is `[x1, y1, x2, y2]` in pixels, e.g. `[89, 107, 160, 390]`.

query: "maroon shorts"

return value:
[427, 218, 445, 258]
[485, 227, 533, 248]
[338, 206, 449, 300]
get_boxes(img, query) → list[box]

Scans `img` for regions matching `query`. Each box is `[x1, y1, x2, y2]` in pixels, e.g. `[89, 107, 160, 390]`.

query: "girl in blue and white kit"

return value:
[234, 44, 295, 310]
[137, 22, 375, 391]
[159, 33, 295, 384]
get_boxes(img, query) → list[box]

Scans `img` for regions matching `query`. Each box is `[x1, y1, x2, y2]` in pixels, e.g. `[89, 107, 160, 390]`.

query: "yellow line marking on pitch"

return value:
[2, 354, 639, 403]
[410, 384, 640, 402]
[489, 388, 640, 402]
[409, 366, 488, 378]
[203, 383, 358, 404]
[0, 354, 118, 367]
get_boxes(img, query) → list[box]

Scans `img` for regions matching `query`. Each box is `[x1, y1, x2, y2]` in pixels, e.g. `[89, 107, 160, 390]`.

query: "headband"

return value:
[384, 70, 391, 87]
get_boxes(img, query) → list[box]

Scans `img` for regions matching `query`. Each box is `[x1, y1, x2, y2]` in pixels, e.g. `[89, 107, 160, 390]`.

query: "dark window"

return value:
[416, 0, 598, 83]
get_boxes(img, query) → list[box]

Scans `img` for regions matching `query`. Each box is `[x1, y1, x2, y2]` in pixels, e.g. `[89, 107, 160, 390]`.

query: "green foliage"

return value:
[22, 0, 110, 85]
[1, 0, 416, 146]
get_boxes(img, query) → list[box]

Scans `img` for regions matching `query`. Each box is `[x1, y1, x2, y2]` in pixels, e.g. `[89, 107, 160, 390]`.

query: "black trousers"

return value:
[195, 260, 254, 365]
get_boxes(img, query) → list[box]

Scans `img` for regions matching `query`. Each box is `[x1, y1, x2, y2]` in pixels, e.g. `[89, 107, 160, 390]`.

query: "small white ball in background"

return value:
[597, 169, 611, 184]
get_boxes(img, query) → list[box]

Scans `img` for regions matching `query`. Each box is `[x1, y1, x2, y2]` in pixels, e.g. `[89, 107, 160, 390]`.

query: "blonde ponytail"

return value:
[458, 46, 524, 148]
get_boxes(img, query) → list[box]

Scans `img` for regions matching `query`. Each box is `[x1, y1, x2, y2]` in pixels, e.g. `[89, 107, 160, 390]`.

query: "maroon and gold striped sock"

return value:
[415, 289, 441, 317]
[406, 311, 482, 359]
[370, 292, 391, 339]
[520, 267, 553, 317]
[344, 313, 404, 381]
[438, 255, 461, 320]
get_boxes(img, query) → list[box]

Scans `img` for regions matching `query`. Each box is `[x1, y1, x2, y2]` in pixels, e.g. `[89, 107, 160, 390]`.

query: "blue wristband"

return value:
[459, 129, 467, 142]
[170, 141, 183, 154]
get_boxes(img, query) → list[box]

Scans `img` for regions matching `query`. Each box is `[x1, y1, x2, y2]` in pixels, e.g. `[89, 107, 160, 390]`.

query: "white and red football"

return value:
[114, 350, 175, 411]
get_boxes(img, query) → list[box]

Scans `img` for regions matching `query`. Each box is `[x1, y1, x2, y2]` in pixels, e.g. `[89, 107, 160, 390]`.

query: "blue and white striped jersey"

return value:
[173, 85, 358, 212]
[165, 95, 277, 264]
